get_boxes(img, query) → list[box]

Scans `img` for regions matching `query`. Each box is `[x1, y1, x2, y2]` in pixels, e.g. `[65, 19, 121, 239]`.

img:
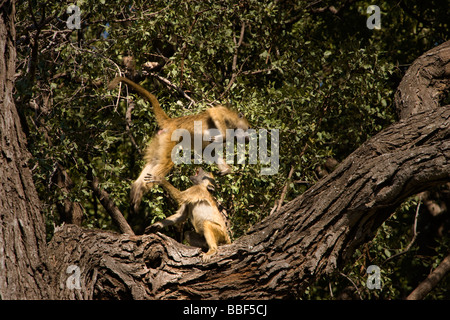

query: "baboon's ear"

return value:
[190, 168, 202, 185]
[189, 175, 197, 184]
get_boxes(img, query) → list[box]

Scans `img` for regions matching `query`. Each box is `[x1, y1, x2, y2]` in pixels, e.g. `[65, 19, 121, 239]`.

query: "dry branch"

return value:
[89, 173, 135, 235]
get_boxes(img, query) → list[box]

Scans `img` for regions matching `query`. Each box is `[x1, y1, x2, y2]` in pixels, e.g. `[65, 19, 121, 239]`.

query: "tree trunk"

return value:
[1, 0, 449, 298]
[0, 0, 50, 299]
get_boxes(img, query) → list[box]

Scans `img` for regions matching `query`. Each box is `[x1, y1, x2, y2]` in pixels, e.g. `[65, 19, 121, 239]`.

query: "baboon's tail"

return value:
[108, 76, 170, 127]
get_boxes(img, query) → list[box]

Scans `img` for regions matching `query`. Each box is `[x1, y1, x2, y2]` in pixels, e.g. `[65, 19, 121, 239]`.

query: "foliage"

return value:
[15, 0, 449, 299]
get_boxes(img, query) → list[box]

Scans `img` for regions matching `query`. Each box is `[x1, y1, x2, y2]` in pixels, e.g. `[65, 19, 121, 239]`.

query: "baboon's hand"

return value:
[144, 173, 161, 184]
[202, 248, 217, 263]
[217, 162, 232, 176]
[218, 168, 232, 176]
[145, 222, 163, 234]
[209, 134, 224, 143]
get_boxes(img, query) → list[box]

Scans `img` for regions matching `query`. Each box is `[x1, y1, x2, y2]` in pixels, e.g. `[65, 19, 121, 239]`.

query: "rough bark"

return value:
[395, 40, 450, 119]
[0, 0, 50, 299]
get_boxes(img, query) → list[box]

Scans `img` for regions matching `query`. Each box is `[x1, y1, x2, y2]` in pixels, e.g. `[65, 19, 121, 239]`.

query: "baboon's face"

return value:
[190, 168, 216, 192]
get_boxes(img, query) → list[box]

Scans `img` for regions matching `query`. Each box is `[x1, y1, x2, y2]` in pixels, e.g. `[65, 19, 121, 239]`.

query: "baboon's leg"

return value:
[202, 221, 224, 262]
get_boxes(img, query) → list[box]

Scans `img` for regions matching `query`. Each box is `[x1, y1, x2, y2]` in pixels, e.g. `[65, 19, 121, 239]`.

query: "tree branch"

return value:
[382, 199, 420, 265]
[146, 71, 196, 106]
[221, 21, 246, 98]
[406, 254, 450, 300]
[124, 97, 142, 154]
[395, 41, 450, 119]
[88, 171, 135, 235]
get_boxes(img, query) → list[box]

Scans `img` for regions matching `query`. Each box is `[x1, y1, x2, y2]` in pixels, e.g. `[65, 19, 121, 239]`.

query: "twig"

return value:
[147, 72, 196, 105]
[328, 282, 334, 298]
[273, 93, 331, 214]
[339, 272, 363, 300]
[221, 21, 246, 98]
[383, 200, 421, 265]
[125, 98, 142, 155]
[70, 44, 123, 110]
[293, 180, 311, 185]
[275, 166, 295, 214]
[275, 143, 310, 214]
[89, 170, 135, 235]
[179, 9, 209, 86]
[50, 163, 84, 226]
[269, 202, 278, 216]
[233, 22, 246, 70]
[240, 68, 277, 76]
[88, 6, 171, 26]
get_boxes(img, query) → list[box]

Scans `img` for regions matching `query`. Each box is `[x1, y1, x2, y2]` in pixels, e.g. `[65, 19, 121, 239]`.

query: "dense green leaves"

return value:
[15, 0, 449, 299]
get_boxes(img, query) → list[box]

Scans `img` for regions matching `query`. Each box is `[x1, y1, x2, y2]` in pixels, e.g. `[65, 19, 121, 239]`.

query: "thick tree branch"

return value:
[0, 0, 51, 299]
[395, 41, 450, 119]
[393, 40, 450, 296]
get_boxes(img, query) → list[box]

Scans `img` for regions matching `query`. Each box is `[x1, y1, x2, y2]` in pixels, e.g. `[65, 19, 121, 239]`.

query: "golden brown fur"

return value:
[144, 168, 231, 262]
[108, 76, 250, 213]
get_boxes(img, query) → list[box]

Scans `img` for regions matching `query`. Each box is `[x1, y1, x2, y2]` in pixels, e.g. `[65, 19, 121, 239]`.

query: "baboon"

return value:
[108, 76, 250, 213]
[144, 168, 231, 262]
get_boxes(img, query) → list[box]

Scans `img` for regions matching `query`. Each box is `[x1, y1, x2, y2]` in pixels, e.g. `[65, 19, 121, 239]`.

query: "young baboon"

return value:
[108, 76, 250, 213]
[144, 168, 231, 262]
